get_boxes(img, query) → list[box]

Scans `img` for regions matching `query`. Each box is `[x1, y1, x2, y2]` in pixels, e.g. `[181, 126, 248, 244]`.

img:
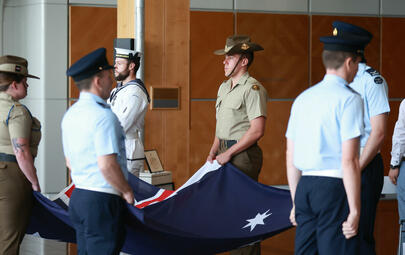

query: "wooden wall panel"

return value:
[142, 0, 190, 187]
[237, 13, 309, 99]
[117, 0, 134, 38]
[162, 0, 189, 186]
[311, 16, 380, 85]
[190, 101, 216, 173]
[143, 0, 168, 178]
[69, 6, 117, 99]
[144, 0, 165, 88]
[143, 0, 165, 179]
[259, 101, 292, 185]
[375, 200, 399, 255]
[262, 228, 295, 255]
[382, 17, 405, 98]
[190, 11, 234, 99]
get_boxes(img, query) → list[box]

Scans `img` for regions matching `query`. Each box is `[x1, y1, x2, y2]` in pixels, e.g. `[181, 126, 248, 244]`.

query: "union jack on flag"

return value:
[27, 161, 292, 254]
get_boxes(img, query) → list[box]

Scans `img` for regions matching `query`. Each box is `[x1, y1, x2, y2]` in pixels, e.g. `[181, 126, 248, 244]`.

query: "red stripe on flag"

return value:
[65, 184, 75, 198]
[136, 190, 174, 209]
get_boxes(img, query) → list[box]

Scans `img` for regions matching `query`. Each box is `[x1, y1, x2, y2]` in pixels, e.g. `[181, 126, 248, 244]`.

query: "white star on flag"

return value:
[242, 209, 272, 232]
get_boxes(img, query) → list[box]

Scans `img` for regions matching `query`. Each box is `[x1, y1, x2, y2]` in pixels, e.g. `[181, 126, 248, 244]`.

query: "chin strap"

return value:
[226, 55, 243, 78]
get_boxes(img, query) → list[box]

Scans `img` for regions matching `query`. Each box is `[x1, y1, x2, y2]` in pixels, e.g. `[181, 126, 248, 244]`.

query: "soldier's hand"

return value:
[216, 152, 231, 165]
[123, 191, 135, 205]
[289, 206, 297, 226]
[32, 183, 41, 192]
[206, 153, 216, 163]
[342, 212, 359, 239]
[389, 168, 399, 185]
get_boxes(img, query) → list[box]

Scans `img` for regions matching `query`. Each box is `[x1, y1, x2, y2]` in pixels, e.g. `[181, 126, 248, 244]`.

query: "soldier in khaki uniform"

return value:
[0, 55, 41, 254]
[207, 35, 268, 255]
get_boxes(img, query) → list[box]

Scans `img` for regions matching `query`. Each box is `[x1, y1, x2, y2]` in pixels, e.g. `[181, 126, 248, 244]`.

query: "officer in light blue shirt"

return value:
[286, 32, 368, 255]
[62, 48, 134, 254]
[286, 74, 364, 172]
[331, 21, 390, 255]
[62, 91, 127, 195]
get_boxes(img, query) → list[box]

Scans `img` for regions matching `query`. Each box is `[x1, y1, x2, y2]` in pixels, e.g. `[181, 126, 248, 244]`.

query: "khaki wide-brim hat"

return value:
[214, 35, 264, 55]
[0, 55, 39, 79]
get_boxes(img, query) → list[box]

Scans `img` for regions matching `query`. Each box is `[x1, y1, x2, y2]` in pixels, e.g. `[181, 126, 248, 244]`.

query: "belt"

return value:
[0, 153, 17, 163]
[219, 139, 237, 149]
[75, 185, 121, 196]
[302, 169, 342, 179]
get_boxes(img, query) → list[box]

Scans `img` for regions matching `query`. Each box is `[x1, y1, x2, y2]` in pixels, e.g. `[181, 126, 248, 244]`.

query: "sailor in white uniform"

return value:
[108, 38, 150, 177]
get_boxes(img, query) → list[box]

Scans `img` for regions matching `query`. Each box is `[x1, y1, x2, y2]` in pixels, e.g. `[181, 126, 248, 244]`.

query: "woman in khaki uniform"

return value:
[0, 55, 41, 254]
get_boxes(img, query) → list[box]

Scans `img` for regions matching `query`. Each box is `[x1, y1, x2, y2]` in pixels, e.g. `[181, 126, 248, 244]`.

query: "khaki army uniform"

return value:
[216, 72, 267, 255]
[216, 71, 267, 180]
[0, 92, 41, 254]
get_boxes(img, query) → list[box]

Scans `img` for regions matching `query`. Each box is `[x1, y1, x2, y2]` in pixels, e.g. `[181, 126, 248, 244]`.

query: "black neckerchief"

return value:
[109, 79, 150, 103]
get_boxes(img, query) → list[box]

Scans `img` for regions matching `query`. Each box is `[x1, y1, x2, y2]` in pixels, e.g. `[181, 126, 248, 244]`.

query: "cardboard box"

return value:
[139, 170, 173, 186]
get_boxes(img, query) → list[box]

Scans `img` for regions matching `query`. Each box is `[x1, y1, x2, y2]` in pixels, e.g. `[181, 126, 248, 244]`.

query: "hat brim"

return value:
[320, 35, 369, 53]
[26, 74, 40, 79]
[71, 64, 114, 82]
[214, 42, 264, 55]
[0, 70, 40, 80]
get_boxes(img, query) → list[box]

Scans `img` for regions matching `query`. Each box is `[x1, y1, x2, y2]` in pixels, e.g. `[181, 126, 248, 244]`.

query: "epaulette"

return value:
[6, 103, 32, 126]
[365, 68, 380, 77]
[365, 68, 384, 84]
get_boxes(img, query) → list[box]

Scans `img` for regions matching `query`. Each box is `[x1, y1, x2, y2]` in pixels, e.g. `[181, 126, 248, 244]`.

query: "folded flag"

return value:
[26, 161, 293, 254]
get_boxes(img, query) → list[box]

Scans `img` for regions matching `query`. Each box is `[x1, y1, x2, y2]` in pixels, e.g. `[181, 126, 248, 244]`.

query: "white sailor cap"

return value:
[114, 38, 140, 59]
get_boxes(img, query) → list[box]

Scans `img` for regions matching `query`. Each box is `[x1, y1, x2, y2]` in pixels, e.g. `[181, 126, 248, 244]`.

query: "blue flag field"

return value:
[26, 161, 293, 254]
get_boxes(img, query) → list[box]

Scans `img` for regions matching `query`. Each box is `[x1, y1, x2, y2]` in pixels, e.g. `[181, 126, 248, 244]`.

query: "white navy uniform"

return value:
[108, 80, 148, 177]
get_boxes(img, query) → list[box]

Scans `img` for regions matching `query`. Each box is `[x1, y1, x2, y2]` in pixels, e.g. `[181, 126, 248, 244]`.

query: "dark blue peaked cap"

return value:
[320, 32, 370, 54]
[66, 48, 113, 82]
[332, 21, 373, 45]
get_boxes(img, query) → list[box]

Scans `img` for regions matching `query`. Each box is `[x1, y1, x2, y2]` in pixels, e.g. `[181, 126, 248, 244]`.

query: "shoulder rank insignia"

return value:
[252, 85, 260, 91]
[374, 77, 383, 84]
[366, 68, 380, 77]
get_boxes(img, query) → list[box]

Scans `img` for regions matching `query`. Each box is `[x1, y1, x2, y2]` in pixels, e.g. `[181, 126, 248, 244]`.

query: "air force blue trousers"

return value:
[359, 153, 384, 255]
[294, 176, 360, 255]
[69, 188, 126, 255]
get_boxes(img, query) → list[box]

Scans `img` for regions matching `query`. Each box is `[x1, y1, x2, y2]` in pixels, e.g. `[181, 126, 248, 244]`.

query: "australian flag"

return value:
[26, 161, 293, 254]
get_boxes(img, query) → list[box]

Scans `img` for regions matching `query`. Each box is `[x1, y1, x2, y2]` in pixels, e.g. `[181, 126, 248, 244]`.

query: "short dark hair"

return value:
[0, 72, 24, 91]
[75, 71, 103, 91]
[242, 52, 254, 69]
[322, 50, 358, 70]
[128, 55, 140, 74]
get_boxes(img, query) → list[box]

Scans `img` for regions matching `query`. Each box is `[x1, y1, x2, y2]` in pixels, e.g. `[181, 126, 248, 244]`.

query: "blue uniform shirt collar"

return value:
[355, 62, 366, 78]
[79, 91, 109, 107]
[323, 74, 348, 86]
